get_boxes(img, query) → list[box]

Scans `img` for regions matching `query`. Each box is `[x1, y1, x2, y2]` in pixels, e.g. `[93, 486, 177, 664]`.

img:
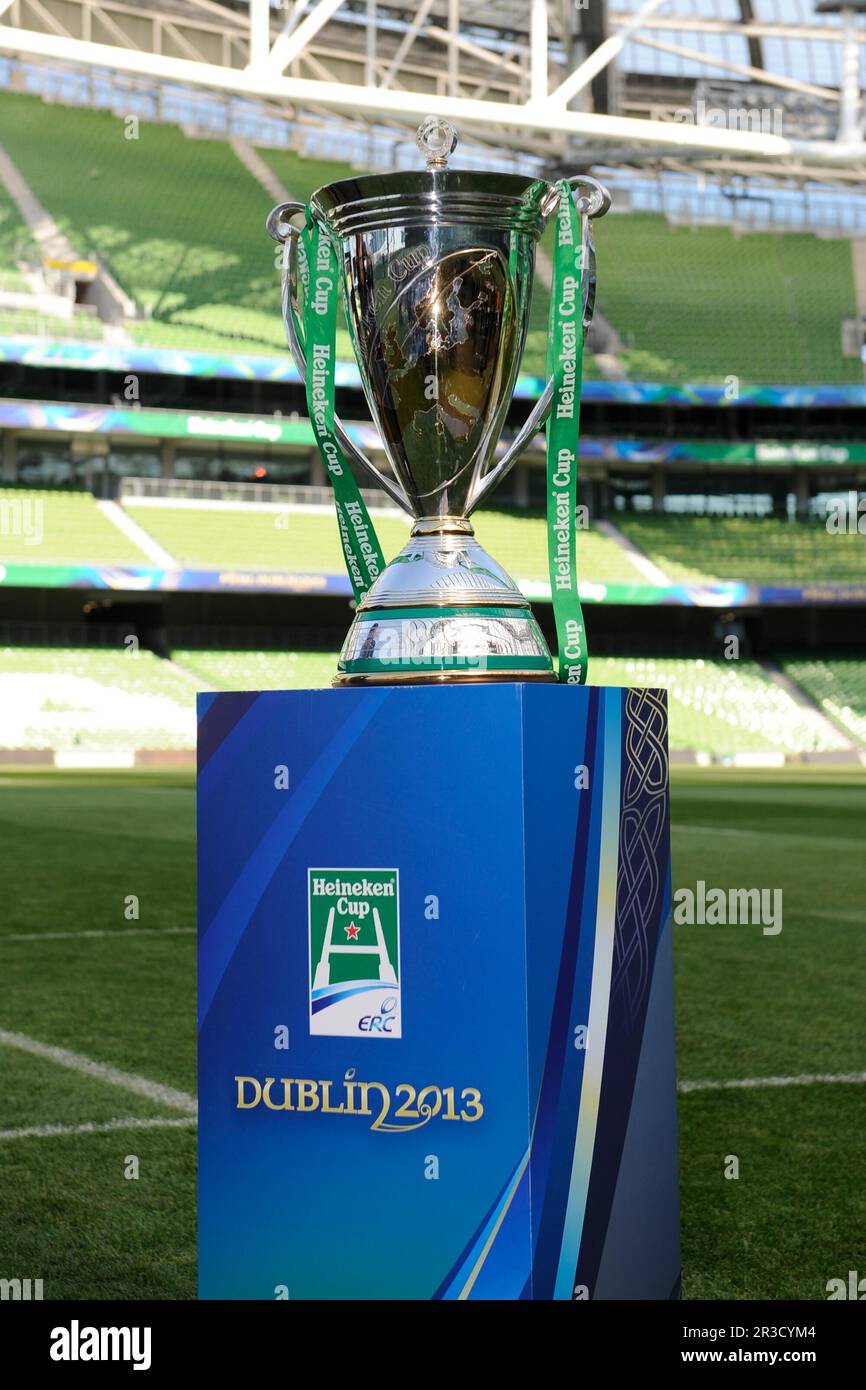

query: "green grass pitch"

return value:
[0, 766, 863, 1300]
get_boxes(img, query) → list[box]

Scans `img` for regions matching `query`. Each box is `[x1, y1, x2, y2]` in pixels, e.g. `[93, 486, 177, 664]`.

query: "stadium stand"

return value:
[0, 488, 151, 565]
[781, 654, 866, 749]
[0, 639, 854, 758]
[257, 149, 359, 206]
[0, 176, 36, 294]
[615, 513, 866, 585]
[0, 90, 858, 386]
[0, 645, 196, 750]
[152, 647, 866, 757]
[0, 90, 279, 355]
[0, 307, 103, 339]
[122, 500, 652, 583]
[0, 172, 104, 336]
[591, 212, 861, 386]
[5, 484, 861, 591]
[174, 647, 336, 692]
[123, 500, 412, 572]
[592, 656, 850, 757]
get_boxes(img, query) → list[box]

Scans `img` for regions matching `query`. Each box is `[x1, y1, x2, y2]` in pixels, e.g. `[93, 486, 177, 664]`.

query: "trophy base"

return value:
[335, 601, 557, 684]
[335, 528, 555, 686]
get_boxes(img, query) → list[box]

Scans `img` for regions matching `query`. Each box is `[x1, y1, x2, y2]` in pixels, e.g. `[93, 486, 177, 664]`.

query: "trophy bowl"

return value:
[268, 119, 609, 685]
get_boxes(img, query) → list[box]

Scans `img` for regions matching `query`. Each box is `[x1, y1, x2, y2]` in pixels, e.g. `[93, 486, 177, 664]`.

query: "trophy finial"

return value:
[416, 117, 458, 169]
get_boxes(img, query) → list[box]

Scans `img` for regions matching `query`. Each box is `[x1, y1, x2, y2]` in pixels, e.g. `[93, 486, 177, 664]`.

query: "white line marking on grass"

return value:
[0, 1115, 197, 1142]
[672, 823, 864, 848]
[672, 824, 752, 837]
[0, 1029, 197, 1114]
[0, 927, 196, 943]
[679, 1071, 866, 1095]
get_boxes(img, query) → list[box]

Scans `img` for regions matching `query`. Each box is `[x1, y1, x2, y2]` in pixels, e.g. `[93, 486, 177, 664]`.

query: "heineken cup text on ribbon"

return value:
[546, 179, 589, 686]
[298, 224, 386, 604]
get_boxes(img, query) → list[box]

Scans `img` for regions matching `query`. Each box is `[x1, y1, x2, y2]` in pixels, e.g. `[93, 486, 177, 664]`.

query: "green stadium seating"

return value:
[477, 511, 646, 584]
[592, 212, 861, 386]
[0, 171, 106, 339]
[0, 90, 280, 355]
[174, 648, 336, 691]
[123, 500, 650, 583]
[6, 487, 860, 593]
[0, 308, 103, 339]
[781, 655, 866, 749]
[0, 178, 37, 295]
[0, 646, 196, 750]
[0, 92, 858, 384]
[124, 500, 411, 571]
[166, 649, 857, 755]
[0, 640, 856, 756]
[616, 513, 866, 585]
[0, 488, 151, 565]
[591, 656, 850, 756]
[257, 149, 360, 205]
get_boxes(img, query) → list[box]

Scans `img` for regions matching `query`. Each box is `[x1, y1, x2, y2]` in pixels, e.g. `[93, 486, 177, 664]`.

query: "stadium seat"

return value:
[616, 513, 866, 585]
[123, 500, 651, 584]
[781, 654, 866, 749]
[1, 91, 857, 384]
[173, 648, 336, 692]
[0, 488, 152, 565]
[176, 650, 854, 755]
[0, 642, 849, 758]
[0, 90, 281, 355]
[590, 212, 861, 386]
[591, 656, 849, 756]
[0, 178, 37, 295]
[0, 646, 196, 750]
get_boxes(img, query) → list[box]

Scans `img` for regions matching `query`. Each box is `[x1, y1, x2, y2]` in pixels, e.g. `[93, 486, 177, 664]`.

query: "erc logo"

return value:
[308, 869, 400, 1038]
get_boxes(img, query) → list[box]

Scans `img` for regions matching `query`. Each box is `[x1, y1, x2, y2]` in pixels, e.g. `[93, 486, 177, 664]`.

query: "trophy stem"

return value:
[410, 516, 474, 538]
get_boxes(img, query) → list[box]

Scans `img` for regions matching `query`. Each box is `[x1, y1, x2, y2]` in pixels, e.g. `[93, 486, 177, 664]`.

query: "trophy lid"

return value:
[309, 118, 556, 240]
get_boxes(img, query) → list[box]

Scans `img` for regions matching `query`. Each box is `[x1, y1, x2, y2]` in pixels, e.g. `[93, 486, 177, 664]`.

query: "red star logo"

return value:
[344, 922, 361, 940]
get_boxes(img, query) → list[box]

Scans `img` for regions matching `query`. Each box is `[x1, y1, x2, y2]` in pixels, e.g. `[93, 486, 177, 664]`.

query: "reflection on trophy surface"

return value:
[268, 117, 610, 685]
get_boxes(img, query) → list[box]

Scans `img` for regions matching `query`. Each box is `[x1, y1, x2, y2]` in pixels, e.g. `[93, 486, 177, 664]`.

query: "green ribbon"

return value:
[297, 217, 386, 604]
[545, 180, 589, 684]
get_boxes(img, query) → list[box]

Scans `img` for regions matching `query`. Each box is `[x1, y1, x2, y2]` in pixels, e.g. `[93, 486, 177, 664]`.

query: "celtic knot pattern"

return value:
[612, 687, 670, 1028]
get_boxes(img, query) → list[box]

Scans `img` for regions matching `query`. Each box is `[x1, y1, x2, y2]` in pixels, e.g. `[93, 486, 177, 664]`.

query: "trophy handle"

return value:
[267, 202, 415, 516]
[466, 176, 610, 517]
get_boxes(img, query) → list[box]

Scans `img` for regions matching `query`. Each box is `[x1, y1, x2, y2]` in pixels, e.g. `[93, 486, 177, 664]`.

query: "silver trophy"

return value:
[268, 118, 609, 685]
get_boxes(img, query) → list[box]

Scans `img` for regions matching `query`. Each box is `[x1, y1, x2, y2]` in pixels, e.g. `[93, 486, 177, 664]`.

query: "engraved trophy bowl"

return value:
[268, 118, 610, 685]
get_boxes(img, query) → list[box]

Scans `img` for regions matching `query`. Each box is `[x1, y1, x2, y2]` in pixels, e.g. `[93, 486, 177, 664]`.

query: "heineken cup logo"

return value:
[308, 869, 401, 1038]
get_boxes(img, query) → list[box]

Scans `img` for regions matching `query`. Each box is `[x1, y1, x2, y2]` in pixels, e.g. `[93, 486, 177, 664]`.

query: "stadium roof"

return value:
[1, 0, 865, 181]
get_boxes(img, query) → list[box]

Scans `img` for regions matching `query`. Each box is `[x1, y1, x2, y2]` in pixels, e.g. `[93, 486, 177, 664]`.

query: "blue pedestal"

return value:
[197, 683, 679, 1300]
